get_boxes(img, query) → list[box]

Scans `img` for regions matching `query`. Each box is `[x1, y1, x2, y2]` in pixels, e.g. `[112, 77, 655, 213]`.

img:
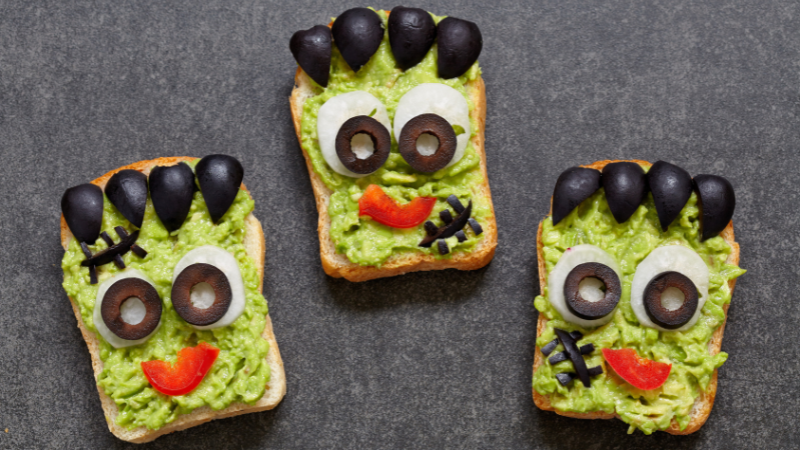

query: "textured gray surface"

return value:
[0, 0, 797, 448]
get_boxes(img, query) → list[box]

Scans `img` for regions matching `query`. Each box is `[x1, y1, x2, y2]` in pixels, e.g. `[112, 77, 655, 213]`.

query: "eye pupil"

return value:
[350, 132, 376, 160]
[415, 133, 440, 156]
[660, 287, 685, 311]
[190, 282, 217, 310]
[120, 297, 147, 325]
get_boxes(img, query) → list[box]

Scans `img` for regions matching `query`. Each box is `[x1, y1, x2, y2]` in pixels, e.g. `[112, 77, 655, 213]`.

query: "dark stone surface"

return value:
[0, 0, 797, 448]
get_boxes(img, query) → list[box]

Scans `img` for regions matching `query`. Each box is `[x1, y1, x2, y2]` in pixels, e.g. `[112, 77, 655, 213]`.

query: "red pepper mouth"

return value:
[358, 184, 436, 229]
[602, 347, 672, 391]
[141, 342, 220, 396]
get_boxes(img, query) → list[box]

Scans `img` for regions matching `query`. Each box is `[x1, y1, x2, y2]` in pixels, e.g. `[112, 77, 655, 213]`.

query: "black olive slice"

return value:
[693, 174, 736, 241]
[171, 263, 232, 326]
[335, 115, 391, 174]
[468, 218, 483, 235]
[195, 154, 244, 224]
[105, 169, 148, 228]
[447, 195, 465, 213]
[541, 338, 559, 356]
[388, 6, 436, 70]
[644, 271, 699, 329]
[101, 278, 162, 341]
[602, 162, 647, 224]
[440, 209, 453, 224]
[564, 262, 621, 320]
[62, 183, 104, 244]
[437, 17, 482, 79]
[647, 161, 693, 231]
[551, 167, 602, 225]
[290, 25, 332, 87]
[398, 113, 457, 173]
[437, 239, 449, 255]
[331, 7, 384, 72]
[149, 162, 196, 232]
[455, 230, 467, 242]
[555, 372, 576, 386]
[424, 221, 438, 236]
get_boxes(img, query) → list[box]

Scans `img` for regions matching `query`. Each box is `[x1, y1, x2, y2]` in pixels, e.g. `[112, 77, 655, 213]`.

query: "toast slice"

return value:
[531, 159, 740, 434]
[60, 157, 286, 443]
[290, 68, 497, 282]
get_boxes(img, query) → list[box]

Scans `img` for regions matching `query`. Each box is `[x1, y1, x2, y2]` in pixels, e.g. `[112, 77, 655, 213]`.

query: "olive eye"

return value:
[317, 91, 392, 177]
[547, 244, 622, 328]
[630, 245, 709, 332]
[393, 83, 471, 171]
[171, 245, 246, 330]
[93, 269, 162, 348]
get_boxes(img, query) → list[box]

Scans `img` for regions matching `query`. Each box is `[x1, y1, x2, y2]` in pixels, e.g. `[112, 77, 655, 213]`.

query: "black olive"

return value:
[105, 170, 148, 228]
[563, 262, 621, 320]
[195, 155, 244, 224]
[149, 163, 196, 232]
[290, 25, 332, 87]
[335, 115, 391, 174]
[388, 6, 436, 70]
[398, 113, 457, 173]
[171, 263, 232, 326]
[554, 328, 591, 387]
[693, 174, 735, 241]
[647, 161, 693, 231]
[62, 183, 104, 244]
[419, 200, 472, 247]
[437, 17, 482, 79]
[551, 167, 602, 225]
[602, 162, 647, 224]
[643, 271, 698, 329]
[331, 8, 384, 72]
[101, 278, 162, 341]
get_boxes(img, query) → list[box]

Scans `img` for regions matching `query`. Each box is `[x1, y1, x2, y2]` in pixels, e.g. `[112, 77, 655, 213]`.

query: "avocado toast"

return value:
[289, 8, 497, 281]
[532, 160, 744, 434]
[60, 157, 286, 443]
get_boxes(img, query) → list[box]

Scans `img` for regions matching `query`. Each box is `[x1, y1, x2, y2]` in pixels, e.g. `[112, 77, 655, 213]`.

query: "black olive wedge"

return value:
[644, 271, 698, 329]
[388, 6, 436, 70]
[398, 113, 457, 173]
[290, 25, 332, 87]
[602, 162, 647, 224]
[62, 183, 104, 244]
[437, 17, 482, 79]
[101, 278, 162, 340]
[647, 161, 693, 231]
[693, 174, 735, 241]
[196, 154, 244, 224]
[171, 263, 232, 326]
[149, 162, 196, 232]
[563, 262, 621, 320]
[551, 167, 602, 225]
[331, 7, 384, 72]
[336, 115, 392, 174]
[105, 169, 148, 228]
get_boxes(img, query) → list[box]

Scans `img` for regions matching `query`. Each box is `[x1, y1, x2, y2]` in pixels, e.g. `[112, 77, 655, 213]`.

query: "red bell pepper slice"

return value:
[141, 342, 220, 396]
[602, 348, 672, 390]
[358, 184, 436, 229]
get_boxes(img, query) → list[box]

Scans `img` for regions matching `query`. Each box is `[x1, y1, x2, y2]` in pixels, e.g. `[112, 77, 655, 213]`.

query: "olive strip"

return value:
[116, 227, 147, 258]
[80, 242, 98, 285]
[548, 344, 594, 365]
[554, 328, 592, 387]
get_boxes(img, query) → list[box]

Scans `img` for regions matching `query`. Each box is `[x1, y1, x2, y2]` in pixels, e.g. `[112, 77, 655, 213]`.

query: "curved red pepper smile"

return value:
[141, 342, 220, 396]
[358, 184, 436, 228]
[602, 347, 672, 390]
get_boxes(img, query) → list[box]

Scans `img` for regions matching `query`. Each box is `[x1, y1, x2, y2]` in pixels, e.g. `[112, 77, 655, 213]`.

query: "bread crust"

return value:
[531, 159, 740, 435]
[60, 157, 286, 443]
[289, 67, 497, 282]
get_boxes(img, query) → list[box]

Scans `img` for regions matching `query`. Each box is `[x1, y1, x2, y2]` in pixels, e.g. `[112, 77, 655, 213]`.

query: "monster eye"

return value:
[93, 269, 162, 348]
[171, 245, 245, 330]
[317, 91, 392, 177]
[630, 245, 709, 332]
[548, 244, 622, 328]
[393, 83, 470, 171]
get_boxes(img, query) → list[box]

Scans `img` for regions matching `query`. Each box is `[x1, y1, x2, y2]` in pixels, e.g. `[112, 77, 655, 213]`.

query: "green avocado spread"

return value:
[532, 167, 745, 434]
[62, 160, 270, 430]
[299, 9, 490, 266]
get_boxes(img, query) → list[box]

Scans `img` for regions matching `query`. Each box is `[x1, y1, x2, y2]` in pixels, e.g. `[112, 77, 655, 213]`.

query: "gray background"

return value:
[0, 0, 797, 448]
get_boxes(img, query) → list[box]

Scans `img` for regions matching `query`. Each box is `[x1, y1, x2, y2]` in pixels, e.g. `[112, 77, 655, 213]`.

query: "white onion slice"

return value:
[93, 269, 160, 348]
[393, 83, 471, 169]
[631, 245, 709, 332]
[172, 245, 246, 330]
[547, 244, 622, 328]
[317, 91, 392, 177]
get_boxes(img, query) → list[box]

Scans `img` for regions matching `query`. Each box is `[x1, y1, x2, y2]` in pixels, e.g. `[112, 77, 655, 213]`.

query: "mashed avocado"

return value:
[532, 176, 745, 434]
[62, 160, 270, 430]
[299, 9, 490, 266]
